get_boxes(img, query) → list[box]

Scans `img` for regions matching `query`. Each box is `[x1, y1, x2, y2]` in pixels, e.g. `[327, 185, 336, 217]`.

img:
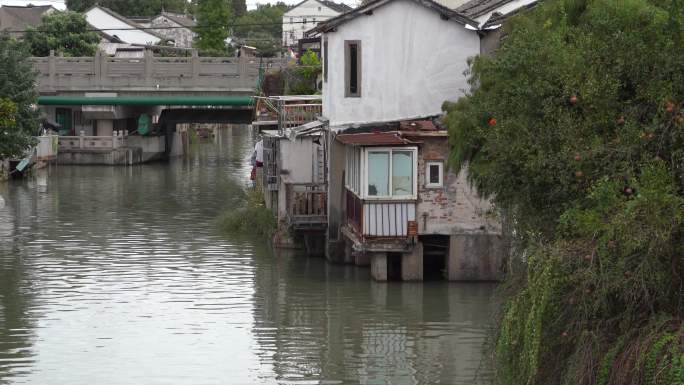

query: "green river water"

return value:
[0, 127, 495, 385]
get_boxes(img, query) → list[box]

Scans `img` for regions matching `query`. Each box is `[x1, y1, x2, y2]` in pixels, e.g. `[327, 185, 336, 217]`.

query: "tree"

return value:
[233, 3, 288, 42]
[285, 49, 320, 94]
[66, 0, 189, 17]
[193, 0, 231, 56]
[0, 36, 38, 159]
[443, 0, 684, 384]
[25, 12, 99, 57]
[231, 0, 247, 18]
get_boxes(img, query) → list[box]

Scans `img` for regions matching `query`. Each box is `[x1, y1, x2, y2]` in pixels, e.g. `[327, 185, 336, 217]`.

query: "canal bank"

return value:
[0, 127, 496, 385]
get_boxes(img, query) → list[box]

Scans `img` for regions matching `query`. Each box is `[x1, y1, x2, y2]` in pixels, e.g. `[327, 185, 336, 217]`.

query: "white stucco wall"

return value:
[321, 0, 480, 127]
[276, 136, 323, 220]
[283, 0, 343, 47]
[85, 7, 161, 45]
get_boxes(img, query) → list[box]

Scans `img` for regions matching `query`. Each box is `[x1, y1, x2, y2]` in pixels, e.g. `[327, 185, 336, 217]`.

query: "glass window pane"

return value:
[429, 164, 440, 184]
[367, 151, 389, 196]
[392, 151, 413, 196]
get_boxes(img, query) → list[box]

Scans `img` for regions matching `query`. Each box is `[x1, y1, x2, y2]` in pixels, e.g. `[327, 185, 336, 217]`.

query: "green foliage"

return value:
[233, 3, 288, 57]
[443, 0, 684, 383]
[25, 12, 99, 57]
[216, 186, 276, 238]
[66, 0, 189, 16]
[0, 35, 38, 159]
[285, 49, 321, 95]
[193, 0, 232, 56]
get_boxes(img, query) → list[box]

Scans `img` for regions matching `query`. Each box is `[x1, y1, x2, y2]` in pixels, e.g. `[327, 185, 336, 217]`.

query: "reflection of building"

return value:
[282, 0, 352, 48]
[250, 252, 496, 384]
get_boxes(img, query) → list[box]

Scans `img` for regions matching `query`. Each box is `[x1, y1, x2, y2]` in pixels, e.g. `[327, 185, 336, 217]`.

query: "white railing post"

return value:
[79, 131, 84, 148]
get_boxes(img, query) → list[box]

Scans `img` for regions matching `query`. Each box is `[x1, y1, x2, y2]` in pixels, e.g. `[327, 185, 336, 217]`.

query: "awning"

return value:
[37, 96, 254, 106]
[335, 131, 413, 146]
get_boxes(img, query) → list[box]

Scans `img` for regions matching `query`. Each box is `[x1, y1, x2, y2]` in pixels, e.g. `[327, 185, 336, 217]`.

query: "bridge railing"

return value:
[33, 51, 278, 92]
[58, 132, 127, 150]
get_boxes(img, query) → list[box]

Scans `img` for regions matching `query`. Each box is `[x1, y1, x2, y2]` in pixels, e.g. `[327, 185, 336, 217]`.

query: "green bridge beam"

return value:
[37, 96, 254, 106]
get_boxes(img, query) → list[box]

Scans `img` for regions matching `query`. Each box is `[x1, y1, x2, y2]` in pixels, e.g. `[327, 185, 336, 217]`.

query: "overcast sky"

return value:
[0, 0, 358, 11]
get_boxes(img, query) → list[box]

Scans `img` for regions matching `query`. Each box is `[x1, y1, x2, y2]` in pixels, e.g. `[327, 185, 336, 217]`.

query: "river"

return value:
[0, 127, 496, 385]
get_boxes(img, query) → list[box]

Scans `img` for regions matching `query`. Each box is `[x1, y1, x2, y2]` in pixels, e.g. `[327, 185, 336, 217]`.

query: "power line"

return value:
[3, 19, 321, 33]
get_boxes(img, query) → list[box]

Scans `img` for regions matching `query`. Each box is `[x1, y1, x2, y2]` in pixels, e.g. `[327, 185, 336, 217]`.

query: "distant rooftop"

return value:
[0, 5, 55, 32]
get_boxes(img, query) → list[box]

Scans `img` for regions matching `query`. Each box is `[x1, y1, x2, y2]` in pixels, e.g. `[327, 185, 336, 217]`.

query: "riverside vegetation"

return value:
[216, 185, 276, 238]
[443, 0, 684, 384]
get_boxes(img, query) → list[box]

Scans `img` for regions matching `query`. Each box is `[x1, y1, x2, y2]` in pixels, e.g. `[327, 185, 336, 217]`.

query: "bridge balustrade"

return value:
[33, 51, 271, 93]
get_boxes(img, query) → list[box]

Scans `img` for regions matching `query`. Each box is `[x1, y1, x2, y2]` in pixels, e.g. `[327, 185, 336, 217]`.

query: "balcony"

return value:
[286, 183, 327, 230]
[346, 189, 416, 239]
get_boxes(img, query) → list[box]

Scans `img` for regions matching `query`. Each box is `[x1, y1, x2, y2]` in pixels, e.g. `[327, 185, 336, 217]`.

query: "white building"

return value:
[282, 0, 352, 48]
[305, 0, 537, 281]
[84, 6, 165, 46]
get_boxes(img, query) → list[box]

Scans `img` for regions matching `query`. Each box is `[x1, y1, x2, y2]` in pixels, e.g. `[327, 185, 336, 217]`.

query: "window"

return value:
[323, 38, 328, 82]
[345, 40, 361, 97]
[426, 161, 444, 188]
[345, 146, 362, 194]
[318, 6, 322, 11]
[365, 147, 417, 199]
[290, 17, 293, 23]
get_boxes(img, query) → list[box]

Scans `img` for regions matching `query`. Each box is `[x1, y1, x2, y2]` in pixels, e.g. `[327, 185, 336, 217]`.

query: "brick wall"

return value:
[416, 136, 501, 235]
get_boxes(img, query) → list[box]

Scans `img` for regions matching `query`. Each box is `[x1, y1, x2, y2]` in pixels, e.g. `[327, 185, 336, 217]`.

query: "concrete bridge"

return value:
[33, 50, 266, 95]
[31, 51, 277, 164]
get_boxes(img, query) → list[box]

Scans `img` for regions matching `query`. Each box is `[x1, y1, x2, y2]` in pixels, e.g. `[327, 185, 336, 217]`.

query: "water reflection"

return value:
[251, 253, 495, 384]
[0, 126, 495, 385]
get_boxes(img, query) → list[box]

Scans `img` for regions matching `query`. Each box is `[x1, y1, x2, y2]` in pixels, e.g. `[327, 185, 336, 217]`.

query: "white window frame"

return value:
[426, 161, 444, 188]
[362, 147, 418, 200]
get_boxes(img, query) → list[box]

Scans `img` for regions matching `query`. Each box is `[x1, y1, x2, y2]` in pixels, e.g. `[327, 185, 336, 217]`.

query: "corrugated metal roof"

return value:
[336, 131, 412, 146]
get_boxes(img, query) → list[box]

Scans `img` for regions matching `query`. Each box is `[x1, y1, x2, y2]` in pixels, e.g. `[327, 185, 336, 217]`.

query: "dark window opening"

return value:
[387, 252, 402, 281]
[429, 165, 440, 184]
[345, 40, 361, 97]
[323, 39, 328, 83]
[349, 44, 358, 94]
[421, 235, 449, 280]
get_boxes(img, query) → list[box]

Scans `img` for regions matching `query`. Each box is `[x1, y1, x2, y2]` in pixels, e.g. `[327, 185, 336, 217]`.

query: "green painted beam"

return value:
[38, 95, 254, 106]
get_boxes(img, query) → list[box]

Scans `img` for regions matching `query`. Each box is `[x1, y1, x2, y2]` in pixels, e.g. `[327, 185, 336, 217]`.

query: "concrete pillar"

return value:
[401, 242, 424, 281]
[354, 251, 370, 267]
[144, 50, 153, 87]
[448, 234, 504, 281]
[47, 50, 56, 91]
[97, 119, 113, 137]
[191, 50, 200, 80]
[370, 253, 387, 282]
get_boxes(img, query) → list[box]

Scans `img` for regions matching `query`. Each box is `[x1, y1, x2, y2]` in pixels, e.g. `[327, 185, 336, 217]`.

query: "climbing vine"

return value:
[444, 0, 684, 383]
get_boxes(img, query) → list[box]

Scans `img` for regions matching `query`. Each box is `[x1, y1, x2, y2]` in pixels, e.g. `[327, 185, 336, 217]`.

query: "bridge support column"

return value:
[97, 119, 113, 137]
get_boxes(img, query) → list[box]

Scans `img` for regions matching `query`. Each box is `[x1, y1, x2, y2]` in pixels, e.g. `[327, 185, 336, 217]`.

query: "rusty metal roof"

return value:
[336, 131, 413, 146]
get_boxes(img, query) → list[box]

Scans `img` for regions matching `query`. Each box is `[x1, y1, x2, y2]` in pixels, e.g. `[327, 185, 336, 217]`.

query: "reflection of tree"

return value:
[251, 251, 496, 385]
[0, 187, 37, 383]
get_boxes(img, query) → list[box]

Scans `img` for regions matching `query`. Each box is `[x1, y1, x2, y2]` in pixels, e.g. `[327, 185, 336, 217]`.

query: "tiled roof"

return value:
[0, 5, 54, 32]
[159, 12, 196, 28]
[455, 0, 515, 18]
[336, 131, 411, 146]
[309, 0, 476, 35]
[318, 0, 353, 13]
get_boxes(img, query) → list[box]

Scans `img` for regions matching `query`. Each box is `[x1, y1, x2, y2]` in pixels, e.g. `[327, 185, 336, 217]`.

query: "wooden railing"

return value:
[286, 183, 327, 228]
[346, 188, 416, 238]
